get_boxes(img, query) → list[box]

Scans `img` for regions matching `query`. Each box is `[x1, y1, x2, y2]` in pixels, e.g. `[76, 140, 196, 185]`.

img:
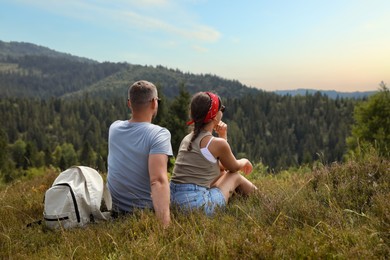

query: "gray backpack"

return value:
[43, 166, 112, 230]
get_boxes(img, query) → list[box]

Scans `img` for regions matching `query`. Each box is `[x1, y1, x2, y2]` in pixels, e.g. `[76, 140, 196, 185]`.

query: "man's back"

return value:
[107, 120, 172, 212]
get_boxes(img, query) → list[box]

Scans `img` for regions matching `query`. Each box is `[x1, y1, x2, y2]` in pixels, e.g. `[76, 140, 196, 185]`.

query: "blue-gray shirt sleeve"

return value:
[150, 127, 173, 156]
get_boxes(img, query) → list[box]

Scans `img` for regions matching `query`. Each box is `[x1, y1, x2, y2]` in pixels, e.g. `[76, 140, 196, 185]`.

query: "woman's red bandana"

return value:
[203, 92, 219, 123]
[187, 92, 220, 125]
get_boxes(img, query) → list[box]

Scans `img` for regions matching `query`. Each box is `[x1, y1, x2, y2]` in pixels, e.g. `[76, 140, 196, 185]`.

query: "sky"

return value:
[0, 0, 389, 92]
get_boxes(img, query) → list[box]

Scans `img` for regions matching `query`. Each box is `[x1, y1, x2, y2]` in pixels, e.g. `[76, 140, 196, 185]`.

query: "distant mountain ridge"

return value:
[0, 40, 376, 99]
[274, 89, 376, 99]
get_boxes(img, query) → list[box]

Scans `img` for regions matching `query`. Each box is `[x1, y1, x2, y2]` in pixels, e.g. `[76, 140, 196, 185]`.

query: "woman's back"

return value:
[171, 130, 220, 188]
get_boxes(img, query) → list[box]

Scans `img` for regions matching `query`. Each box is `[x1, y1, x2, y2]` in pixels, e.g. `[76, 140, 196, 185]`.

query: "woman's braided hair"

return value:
[187, 92, 221, 151]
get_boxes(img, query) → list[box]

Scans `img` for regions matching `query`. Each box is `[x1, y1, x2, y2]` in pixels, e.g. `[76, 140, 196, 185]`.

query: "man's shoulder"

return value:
[109, 121, 171, 137]
[110, 120, 126, 127]
[150, 123, 171, 135]
[149, 124, 173, 155]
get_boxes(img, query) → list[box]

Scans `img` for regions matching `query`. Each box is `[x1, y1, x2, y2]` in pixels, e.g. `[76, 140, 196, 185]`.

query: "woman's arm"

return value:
[210, 121, 252, 174]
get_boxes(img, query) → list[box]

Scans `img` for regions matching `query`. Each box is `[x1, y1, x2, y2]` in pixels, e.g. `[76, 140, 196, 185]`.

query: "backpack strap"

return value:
[76, 166, 112, 221]
[27, 220, 42, 228]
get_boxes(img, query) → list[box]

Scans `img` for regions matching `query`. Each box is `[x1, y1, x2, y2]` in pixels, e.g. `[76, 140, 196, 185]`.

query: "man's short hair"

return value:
[128, 80, 157, 110]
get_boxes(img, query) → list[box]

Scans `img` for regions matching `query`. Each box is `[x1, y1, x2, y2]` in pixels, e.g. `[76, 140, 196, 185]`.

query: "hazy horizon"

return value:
[1, 0, 389, 92]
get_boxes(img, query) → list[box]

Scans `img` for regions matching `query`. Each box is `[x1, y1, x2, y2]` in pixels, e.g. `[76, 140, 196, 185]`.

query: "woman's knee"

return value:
[216, 171, 242, 190]
[230, 171, 247, 184]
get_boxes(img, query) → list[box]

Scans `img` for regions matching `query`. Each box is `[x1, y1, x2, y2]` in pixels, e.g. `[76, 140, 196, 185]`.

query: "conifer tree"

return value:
[347, 82, 390, 157]
[165, 84, 190, 155]
[0, 129, 10, 178]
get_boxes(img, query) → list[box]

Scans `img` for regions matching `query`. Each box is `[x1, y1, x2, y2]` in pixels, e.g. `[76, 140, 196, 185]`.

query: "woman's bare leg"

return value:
[212, 172, 257, 203]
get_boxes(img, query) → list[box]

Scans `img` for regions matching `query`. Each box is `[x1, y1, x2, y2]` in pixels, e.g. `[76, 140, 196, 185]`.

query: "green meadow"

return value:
[1, 149, 388, 259]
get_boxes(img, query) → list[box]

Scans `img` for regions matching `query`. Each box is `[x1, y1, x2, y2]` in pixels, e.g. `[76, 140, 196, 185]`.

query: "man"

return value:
[107, 80, 172, 227]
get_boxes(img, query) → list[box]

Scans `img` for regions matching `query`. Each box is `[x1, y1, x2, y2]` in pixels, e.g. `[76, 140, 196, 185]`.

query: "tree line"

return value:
[0, 87, 360, 182]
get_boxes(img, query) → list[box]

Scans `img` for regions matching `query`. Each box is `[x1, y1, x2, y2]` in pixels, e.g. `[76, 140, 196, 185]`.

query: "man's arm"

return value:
[148, 154, 170, 227]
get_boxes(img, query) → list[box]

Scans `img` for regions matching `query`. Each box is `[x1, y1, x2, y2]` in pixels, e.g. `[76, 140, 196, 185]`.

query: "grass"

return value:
[0, 153, 389, 259]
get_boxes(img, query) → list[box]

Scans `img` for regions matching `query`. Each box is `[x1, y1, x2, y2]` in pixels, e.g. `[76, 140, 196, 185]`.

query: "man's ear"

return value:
[151, 98, 157, 109]
[127, 99, 131, 109]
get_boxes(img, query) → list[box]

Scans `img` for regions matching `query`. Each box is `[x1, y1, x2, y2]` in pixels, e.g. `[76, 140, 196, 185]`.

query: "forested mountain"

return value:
[0, 41, 258, 99]
[63, 64, 259, 99]
[0, 40, 362, 182]
[0, 55, 128, 98]
[0, 40, 370, 100]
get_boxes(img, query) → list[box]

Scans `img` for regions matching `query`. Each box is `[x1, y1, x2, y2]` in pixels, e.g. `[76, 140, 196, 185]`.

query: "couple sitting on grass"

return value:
[107, 80, 257, 227]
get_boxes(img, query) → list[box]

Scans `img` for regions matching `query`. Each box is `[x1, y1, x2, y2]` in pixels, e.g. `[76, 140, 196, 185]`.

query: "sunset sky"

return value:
[1, 0, 389, 91]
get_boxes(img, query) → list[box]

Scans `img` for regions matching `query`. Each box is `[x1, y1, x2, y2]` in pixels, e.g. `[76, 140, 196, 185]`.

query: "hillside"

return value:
[64, 64, 259, 99]
[1, 40, 376, 100]
[0, 40, 258, 99]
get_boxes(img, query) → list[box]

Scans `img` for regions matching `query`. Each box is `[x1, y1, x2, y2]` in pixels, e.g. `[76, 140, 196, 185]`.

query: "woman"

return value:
[170, 91, 257, 215]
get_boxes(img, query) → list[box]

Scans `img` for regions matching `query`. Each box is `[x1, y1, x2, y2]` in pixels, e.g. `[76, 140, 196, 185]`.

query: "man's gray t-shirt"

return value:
[107, 120, 173, 212]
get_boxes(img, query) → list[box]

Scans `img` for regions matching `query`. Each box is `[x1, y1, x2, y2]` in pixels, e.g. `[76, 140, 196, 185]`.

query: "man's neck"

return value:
[129, 113, 153, 123]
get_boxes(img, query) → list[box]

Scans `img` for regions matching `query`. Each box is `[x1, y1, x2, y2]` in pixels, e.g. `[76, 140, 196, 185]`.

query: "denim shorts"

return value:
[170, 182, 226, 216]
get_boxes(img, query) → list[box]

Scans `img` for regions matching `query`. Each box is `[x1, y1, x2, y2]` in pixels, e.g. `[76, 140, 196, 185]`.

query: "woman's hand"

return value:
[239, 159, 253, 175]
[214, 121, 227, 140]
